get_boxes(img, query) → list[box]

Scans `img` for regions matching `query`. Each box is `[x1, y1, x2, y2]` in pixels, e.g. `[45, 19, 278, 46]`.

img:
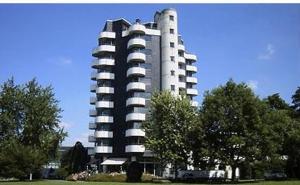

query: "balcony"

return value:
[129, 24, 146, 35]
[95, 116, 113, 123]
[178, 56, 185, 64]
[92, 45, 115, 57]
[186, 65, 197, 72]
[126, 113, 145, 122]
[125, 129, 145, 137]
[88, 135, 96, 142]
[90, 84, 97, 92]
[178, 69, 186, 76]
[96, 87, 114, 94]
[95, 146, 113, 153]
[125, 145, 145, 153]
[191, 101, 199, 107]
[89, 109, 97, 117]
[127, 38, 146, 49]
[99, 31, 116, 39]
[187, 88, 198, 96]
[91, 58, 115, 68]
[126, 82, 146, 92]
[186, 77, 197, 84]
[127, 67, 146, 77]
[178, 44, 185, 51]
[90, 97, 96, 104]
[96, 72, 115, 80]
[127, 52, 146, 63]
[89, 122, 96, 129]
[96, 100, 114, 108]
[94, 131, 113, 138]
[185, 53, 197, 61]
[126, 97, 145, 107]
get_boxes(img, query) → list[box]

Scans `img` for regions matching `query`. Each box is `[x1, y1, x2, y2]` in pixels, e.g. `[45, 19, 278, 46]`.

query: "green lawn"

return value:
[1, 180, 300, 185]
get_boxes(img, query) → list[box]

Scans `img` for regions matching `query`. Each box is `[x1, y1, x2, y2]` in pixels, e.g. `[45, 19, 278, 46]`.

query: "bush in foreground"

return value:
[126, 161, 143, 182]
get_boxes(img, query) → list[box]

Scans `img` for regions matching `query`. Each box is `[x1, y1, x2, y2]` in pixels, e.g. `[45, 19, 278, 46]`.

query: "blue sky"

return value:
[0, 4, 299, 146]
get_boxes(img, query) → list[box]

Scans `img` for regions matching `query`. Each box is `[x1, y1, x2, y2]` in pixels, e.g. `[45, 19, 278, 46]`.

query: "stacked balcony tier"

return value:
[91, 58, 115, 68]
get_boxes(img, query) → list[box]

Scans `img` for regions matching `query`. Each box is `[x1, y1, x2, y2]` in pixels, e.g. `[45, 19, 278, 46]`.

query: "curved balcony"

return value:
[126, 82, 146, 92]
[126, 97, 145, 107]
[95, 116, 113, 123]
[96, 72, 115, 80]
[89, 109, 97, 117]
[96, 101, 114, 108]
[191, 101, 199, 107]
[94, 131, 113, 138]
[90, 97, 96, 104]
[186, 65, 197, 72]
[92, 45, 115, 57]
[178, 69, 186, 76]
[185, 53, 197, 61]
[90, 84, 97, 92]
[125, 129, 145, 137]
[187, 88, 198, 96]
[127, 52, 146, 63]
[126, 113, 145, 122]
[127, 67, 146, 77]
[178, 44, 185, 51]
[186, 77, 198, 84]
[91, 58, 115, 68]
[89, 122, 96, 129]
[95, 146, 113, 153]
[125, 145, 145, 153]
[99, 31, 116, 39]
[129, 24, 146, 35]
[178, 56, 185, 64]
[96, 87, 114, 94]
[127, 38, 146, 49]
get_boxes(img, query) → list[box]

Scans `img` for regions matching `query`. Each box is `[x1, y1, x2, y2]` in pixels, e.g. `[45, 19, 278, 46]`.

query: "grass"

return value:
[1, 180, 300, 185]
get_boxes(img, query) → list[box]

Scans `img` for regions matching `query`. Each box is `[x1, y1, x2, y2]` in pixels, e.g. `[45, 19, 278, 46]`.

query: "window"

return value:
[170, 29, 174, 34]
[170, 42, 174, 48]
[171, 70, 175, 76]
[171, 85, 175, 91]
[170, 56, 174, 62]
[170, 15, 174, 21]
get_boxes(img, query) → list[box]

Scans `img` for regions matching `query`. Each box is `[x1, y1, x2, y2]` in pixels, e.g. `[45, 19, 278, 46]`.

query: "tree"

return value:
[60, 141, 89, 174]
[200, 79, 264, 181]
[292, 87, 300, 117]
[143, 91, 200, 176]
[0, 78, 66, 179]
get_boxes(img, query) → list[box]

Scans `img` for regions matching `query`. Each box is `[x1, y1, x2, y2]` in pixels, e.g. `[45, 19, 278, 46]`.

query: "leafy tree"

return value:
[200, 79, 264, 181]
[60, 141, 89, 174]
[292, 87, 300, 117]
[126, 161, 143, 182]
[0, 78, 66, 179]
[143, 91, 199, 176]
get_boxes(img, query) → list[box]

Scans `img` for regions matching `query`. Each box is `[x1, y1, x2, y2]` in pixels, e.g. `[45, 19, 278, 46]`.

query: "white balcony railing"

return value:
[94, 131, 113, 138]
[95, 146, 113, 153]
[187, 88, 198, 96]
[126, 97, 146, 107]
[92, 45, 115, 56]
[95, 116, 113, 123]
[125, 145, 145, 153]
[126, 82, 146, 92]
[185, 53, 197, 61]
[186, 76, 197, 84]
[125, 129, 145, 137]
[127, 52, 146, 63]
[126, 113, 146, 122]
[99, 31, 116, 39]
[127, 38, 146, 49]
[96, 87, 114, 94]
[127, 67, 146, 77]
[96, 101, 114, 108]
[91, 58, 115, 68]
[186, 65, 197, 72]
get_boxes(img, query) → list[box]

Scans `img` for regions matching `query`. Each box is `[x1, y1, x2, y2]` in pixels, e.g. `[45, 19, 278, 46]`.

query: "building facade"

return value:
[89, 8, 198, 173]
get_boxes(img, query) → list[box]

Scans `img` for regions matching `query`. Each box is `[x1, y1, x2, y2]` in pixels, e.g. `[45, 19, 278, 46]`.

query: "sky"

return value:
[0, 4, 299, 147]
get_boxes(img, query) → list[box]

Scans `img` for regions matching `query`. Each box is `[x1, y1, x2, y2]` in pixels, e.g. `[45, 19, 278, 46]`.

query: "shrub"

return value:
[126, 161, 143, 182]
[87, 173, 126, 182]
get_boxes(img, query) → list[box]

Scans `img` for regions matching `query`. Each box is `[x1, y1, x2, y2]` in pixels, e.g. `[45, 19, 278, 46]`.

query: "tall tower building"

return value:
[89, 8, 198, 173]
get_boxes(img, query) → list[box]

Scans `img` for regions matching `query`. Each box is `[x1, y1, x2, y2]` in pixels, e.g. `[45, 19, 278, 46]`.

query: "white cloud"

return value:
[58, 57, 72, 65]
[59, 121, 72, 129]
[247, 80, 258, 91]
[258, 44, 275, 60]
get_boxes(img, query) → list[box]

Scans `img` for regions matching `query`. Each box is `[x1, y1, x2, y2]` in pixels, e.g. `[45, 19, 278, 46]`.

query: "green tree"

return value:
[143, 91, 199, 176]
[60, 141, 89, 174]
[292, 87, 300, 117]
[0, 78, 67, 179]
[200, 79, 263, 181]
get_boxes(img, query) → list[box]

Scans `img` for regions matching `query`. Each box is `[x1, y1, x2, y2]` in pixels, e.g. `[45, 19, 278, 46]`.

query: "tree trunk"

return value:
[231, 166, 236, 182]
[174, 162, 178, 179]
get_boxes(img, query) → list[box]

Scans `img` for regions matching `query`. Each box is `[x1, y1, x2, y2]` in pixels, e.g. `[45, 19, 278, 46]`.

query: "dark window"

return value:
[171, 70, 175, 76]
[170, 42, 174, 48]
[171, 85, 175, 91]
[170, 15, 174, 21]
[170, 56, 174, 61]
[170, 29, 174, 34]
